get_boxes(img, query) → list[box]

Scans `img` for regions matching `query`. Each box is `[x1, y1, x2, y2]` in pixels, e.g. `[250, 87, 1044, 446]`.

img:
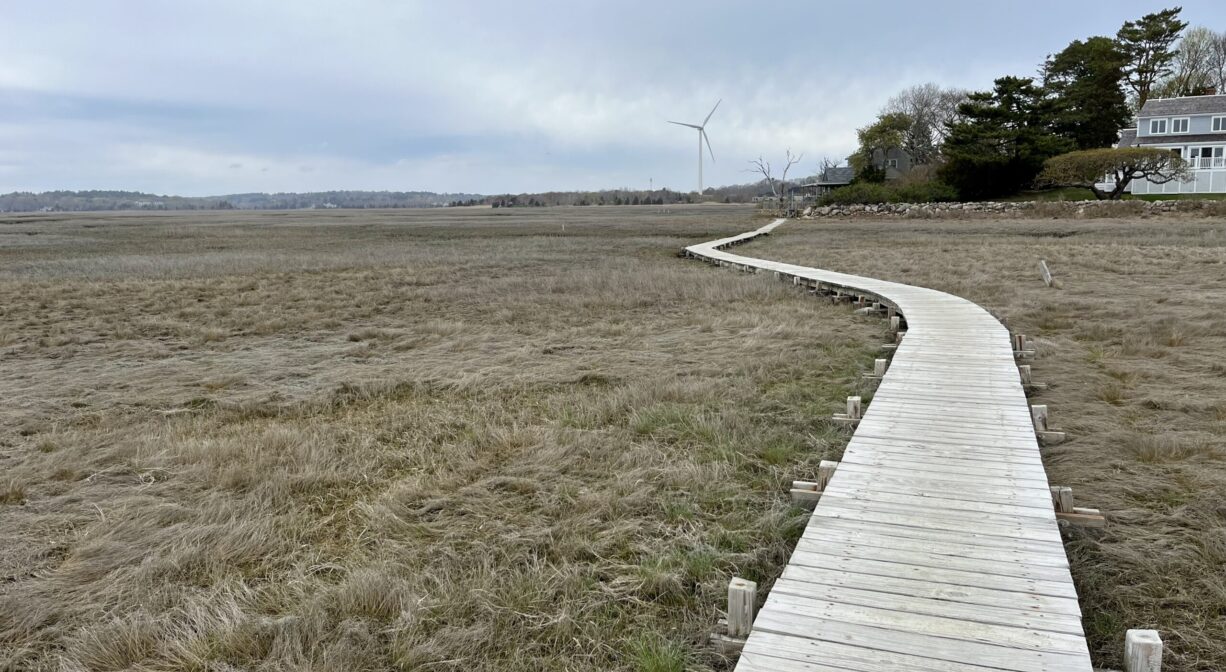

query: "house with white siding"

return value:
[1122, 94, 1226, 194]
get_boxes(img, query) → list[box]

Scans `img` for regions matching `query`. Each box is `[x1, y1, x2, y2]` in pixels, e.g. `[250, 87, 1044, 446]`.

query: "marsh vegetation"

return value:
[0, 206, 877, 671]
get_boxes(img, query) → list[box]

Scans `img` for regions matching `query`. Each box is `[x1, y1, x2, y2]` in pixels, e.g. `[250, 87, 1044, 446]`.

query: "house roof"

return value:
[818, 166, 854, 185]
[1118, 128, 1137, 147]
[1138, 94, 1226, 117]
[1135, 133, 1226, 145]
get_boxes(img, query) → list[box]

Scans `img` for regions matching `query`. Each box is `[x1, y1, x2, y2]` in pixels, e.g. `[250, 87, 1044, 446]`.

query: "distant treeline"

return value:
[0, 190, 485, 212]
[455, 178, 803, 208]
[3, 180, 797, 213]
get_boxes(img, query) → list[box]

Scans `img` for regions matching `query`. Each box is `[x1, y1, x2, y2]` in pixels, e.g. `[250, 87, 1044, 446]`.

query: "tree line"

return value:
[0, 190, 485, 212]
[835, 6, 1216, 202]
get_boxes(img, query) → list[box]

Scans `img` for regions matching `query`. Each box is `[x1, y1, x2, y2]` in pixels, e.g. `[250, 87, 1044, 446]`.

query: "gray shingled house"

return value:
[1118, 94, 1226, 194]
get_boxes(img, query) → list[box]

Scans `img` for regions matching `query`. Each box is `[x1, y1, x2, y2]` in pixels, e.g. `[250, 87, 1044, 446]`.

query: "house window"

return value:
[1150, 118, 1168, 134]
[1171, 118, 1190, 133]
[1213, 116, 1226, 132]
[886, 159, 898, 168]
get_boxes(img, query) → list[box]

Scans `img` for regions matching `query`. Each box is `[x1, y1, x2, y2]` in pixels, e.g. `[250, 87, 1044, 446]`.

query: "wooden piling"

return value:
[727, 578, 757, 638]
[1050, 486, 1074, 513]
[1125, 629, 1162, 672]
[1039, 260, 1053, 287]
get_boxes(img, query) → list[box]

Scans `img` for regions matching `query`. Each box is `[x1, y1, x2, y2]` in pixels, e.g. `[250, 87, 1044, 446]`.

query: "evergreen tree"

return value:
[1117, 7, 1188, 109]
[1045, 36, 1132, 149]
[940, 77, 1072, 200]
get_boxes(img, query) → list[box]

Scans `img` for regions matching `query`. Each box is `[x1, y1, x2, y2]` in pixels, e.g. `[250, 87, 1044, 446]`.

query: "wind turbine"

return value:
[669, 99, 720, 194]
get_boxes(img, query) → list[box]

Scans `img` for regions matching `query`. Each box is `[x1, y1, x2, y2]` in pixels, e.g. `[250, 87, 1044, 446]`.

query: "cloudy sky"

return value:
[3, 1, 1224, 196]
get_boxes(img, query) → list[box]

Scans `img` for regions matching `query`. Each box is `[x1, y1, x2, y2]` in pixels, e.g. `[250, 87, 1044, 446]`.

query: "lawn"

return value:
[753, 216, 1226, 672]
[0, 206, 878, 671]
[999, 187, 1226, 202]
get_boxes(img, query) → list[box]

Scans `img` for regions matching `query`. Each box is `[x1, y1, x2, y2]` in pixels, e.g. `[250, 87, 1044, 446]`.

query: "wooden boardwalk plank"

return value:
[686, 220, 1092, 671]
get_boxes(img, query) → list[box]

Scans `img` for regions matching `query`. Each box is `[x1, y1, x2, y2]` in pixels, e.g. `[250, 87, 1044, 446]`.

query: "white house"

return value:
[1122, 94, 1226, 194]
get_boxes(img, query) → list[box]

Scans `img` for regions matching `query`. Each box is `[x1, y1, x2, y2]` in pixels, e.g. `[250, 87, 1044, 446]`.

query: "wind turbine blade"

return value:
[702, 99, 721, 127]
[668, 120, 702, 129]
[703, 129, 714, 163]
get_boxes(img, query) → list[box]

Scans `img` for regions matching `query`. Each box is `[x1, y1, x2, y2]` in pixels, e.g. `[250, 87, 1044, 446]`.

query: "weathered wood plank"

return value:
[686, 220, 1091, 672]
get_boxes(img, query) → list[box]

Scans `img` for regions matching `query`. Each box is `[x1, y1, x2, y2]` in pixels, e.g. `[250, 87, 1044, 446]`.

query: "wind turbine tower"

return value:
[668, 100, 720, 194]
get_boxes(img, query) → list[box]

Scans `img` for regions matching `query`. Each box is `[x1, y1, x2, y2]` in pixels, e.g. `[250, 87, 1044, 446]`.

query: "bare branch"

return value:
[882, 83, 969, 164]
[746, 156, 778, 197]
[780, 149, 804, 191]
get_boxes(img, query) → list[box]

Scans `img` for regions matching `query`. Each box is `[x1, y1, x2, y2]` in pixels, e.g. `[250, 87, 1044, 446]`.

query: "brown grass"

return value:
[0, 206, 878, 671]
[753, 216, 1226, 671]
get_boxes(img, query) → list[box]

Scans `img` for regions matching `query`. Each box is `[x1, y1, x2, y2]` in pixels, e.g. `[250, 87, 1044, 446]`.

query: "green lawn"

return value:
[995, 187, 1226, 203]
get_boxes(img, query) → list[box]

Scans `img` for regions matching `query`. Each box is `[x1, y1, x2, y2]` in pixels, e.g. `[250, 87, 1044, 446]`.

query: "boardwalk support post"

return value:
[1018, 364, 1047, 391]
[1051, 485, 1106, 528]
[789, 481, 821, 509]
[1014, 334, 1036, 359]
[1030, 404, 1065, 445]
[818, 460, 839, 490]
[1050, 486, 1074, 512]
[727, 578, 757, 637]
[791, 461, 839, 509]
[864, 358, 889, 381]
[1125, 629, 1162, 672]
[889, 315, 901, 333]
[711, 578, 757, 653]
[834, 396, 862, 426]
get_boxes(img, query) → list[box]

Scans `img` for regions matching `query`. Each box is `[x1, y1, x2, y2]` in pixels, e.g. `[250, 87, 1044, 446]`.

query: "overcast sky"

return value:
[3, 1, 1224, 196]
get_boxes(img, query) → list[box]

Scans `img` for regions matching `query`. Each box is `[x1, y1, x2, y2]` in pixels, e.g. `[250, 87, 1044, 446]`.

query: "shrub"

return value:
[818, 180, 957, 206]
[820, 183, 892, 205]
[1038, 147, 1191, 200]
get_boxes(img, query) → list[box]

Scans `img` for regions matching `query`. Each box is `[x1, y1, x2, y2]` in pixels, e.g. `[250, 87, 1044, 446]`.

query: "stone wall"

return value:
[802, 199, 1226, 219]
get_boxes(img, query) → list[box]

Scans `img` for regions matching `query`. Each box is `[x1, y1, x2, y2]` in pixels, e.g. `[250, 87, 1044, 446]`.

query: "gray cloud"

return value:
[2, 0, 1223, 195]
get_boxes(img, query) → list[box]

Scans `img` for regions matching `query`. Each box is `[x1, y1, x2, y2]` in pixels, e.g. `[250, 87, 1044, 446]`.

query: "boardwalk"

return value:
[686, 220, 1093, 672]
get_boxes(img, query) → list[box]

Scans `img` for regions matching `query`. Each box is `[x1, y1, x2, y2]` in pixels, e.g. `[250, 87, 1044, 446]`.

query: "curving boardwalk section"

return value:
[686, 220, 1093, 672]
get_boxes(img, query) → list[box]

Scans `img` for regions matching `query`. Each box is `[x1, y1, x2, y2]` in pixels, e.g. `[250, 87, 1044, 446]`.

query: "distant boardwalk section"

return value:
[686, 220, 1094, 672]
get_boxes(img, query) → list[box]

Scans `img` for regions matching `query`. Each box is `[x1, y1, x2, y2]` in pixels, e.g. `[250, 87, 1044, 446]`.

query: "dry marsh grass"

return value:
[0, 206, 878, 671]
[754, 216, 1226, 671]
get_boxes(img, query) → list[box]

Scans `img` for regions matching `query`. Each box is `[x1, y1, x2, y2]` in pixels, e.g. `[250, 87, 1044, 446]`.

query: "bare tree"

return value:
[882, 83, 968, 165]
[747, 150, 803, 204]
[780, 149, 804, 194]
[1208, 29, 1226, 93]
[814, 156, 839, 181]
[747, 156, 777, 197]
[1156, 26, 1219, 97]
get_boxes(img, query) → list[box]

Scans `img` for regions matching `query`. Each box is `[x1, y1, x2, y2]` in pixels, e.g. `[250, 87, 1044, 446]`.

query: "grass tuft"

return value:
[0, 480, 26, 504]
[629, 632, 691, 672]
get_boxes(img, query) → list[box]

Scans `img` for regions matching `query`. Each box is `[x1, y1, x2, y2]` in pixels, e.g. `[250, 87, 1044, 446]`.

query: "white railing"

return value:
[1192, 157, 1226, 169]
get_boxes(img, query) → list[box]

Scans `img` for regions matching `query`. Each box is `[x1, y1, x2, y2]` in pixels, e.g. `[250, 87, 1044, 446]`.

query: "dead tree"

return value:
[780, 149, 804, 197]
[748, 156, 778, 197]
[748, 150, 805, 213]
